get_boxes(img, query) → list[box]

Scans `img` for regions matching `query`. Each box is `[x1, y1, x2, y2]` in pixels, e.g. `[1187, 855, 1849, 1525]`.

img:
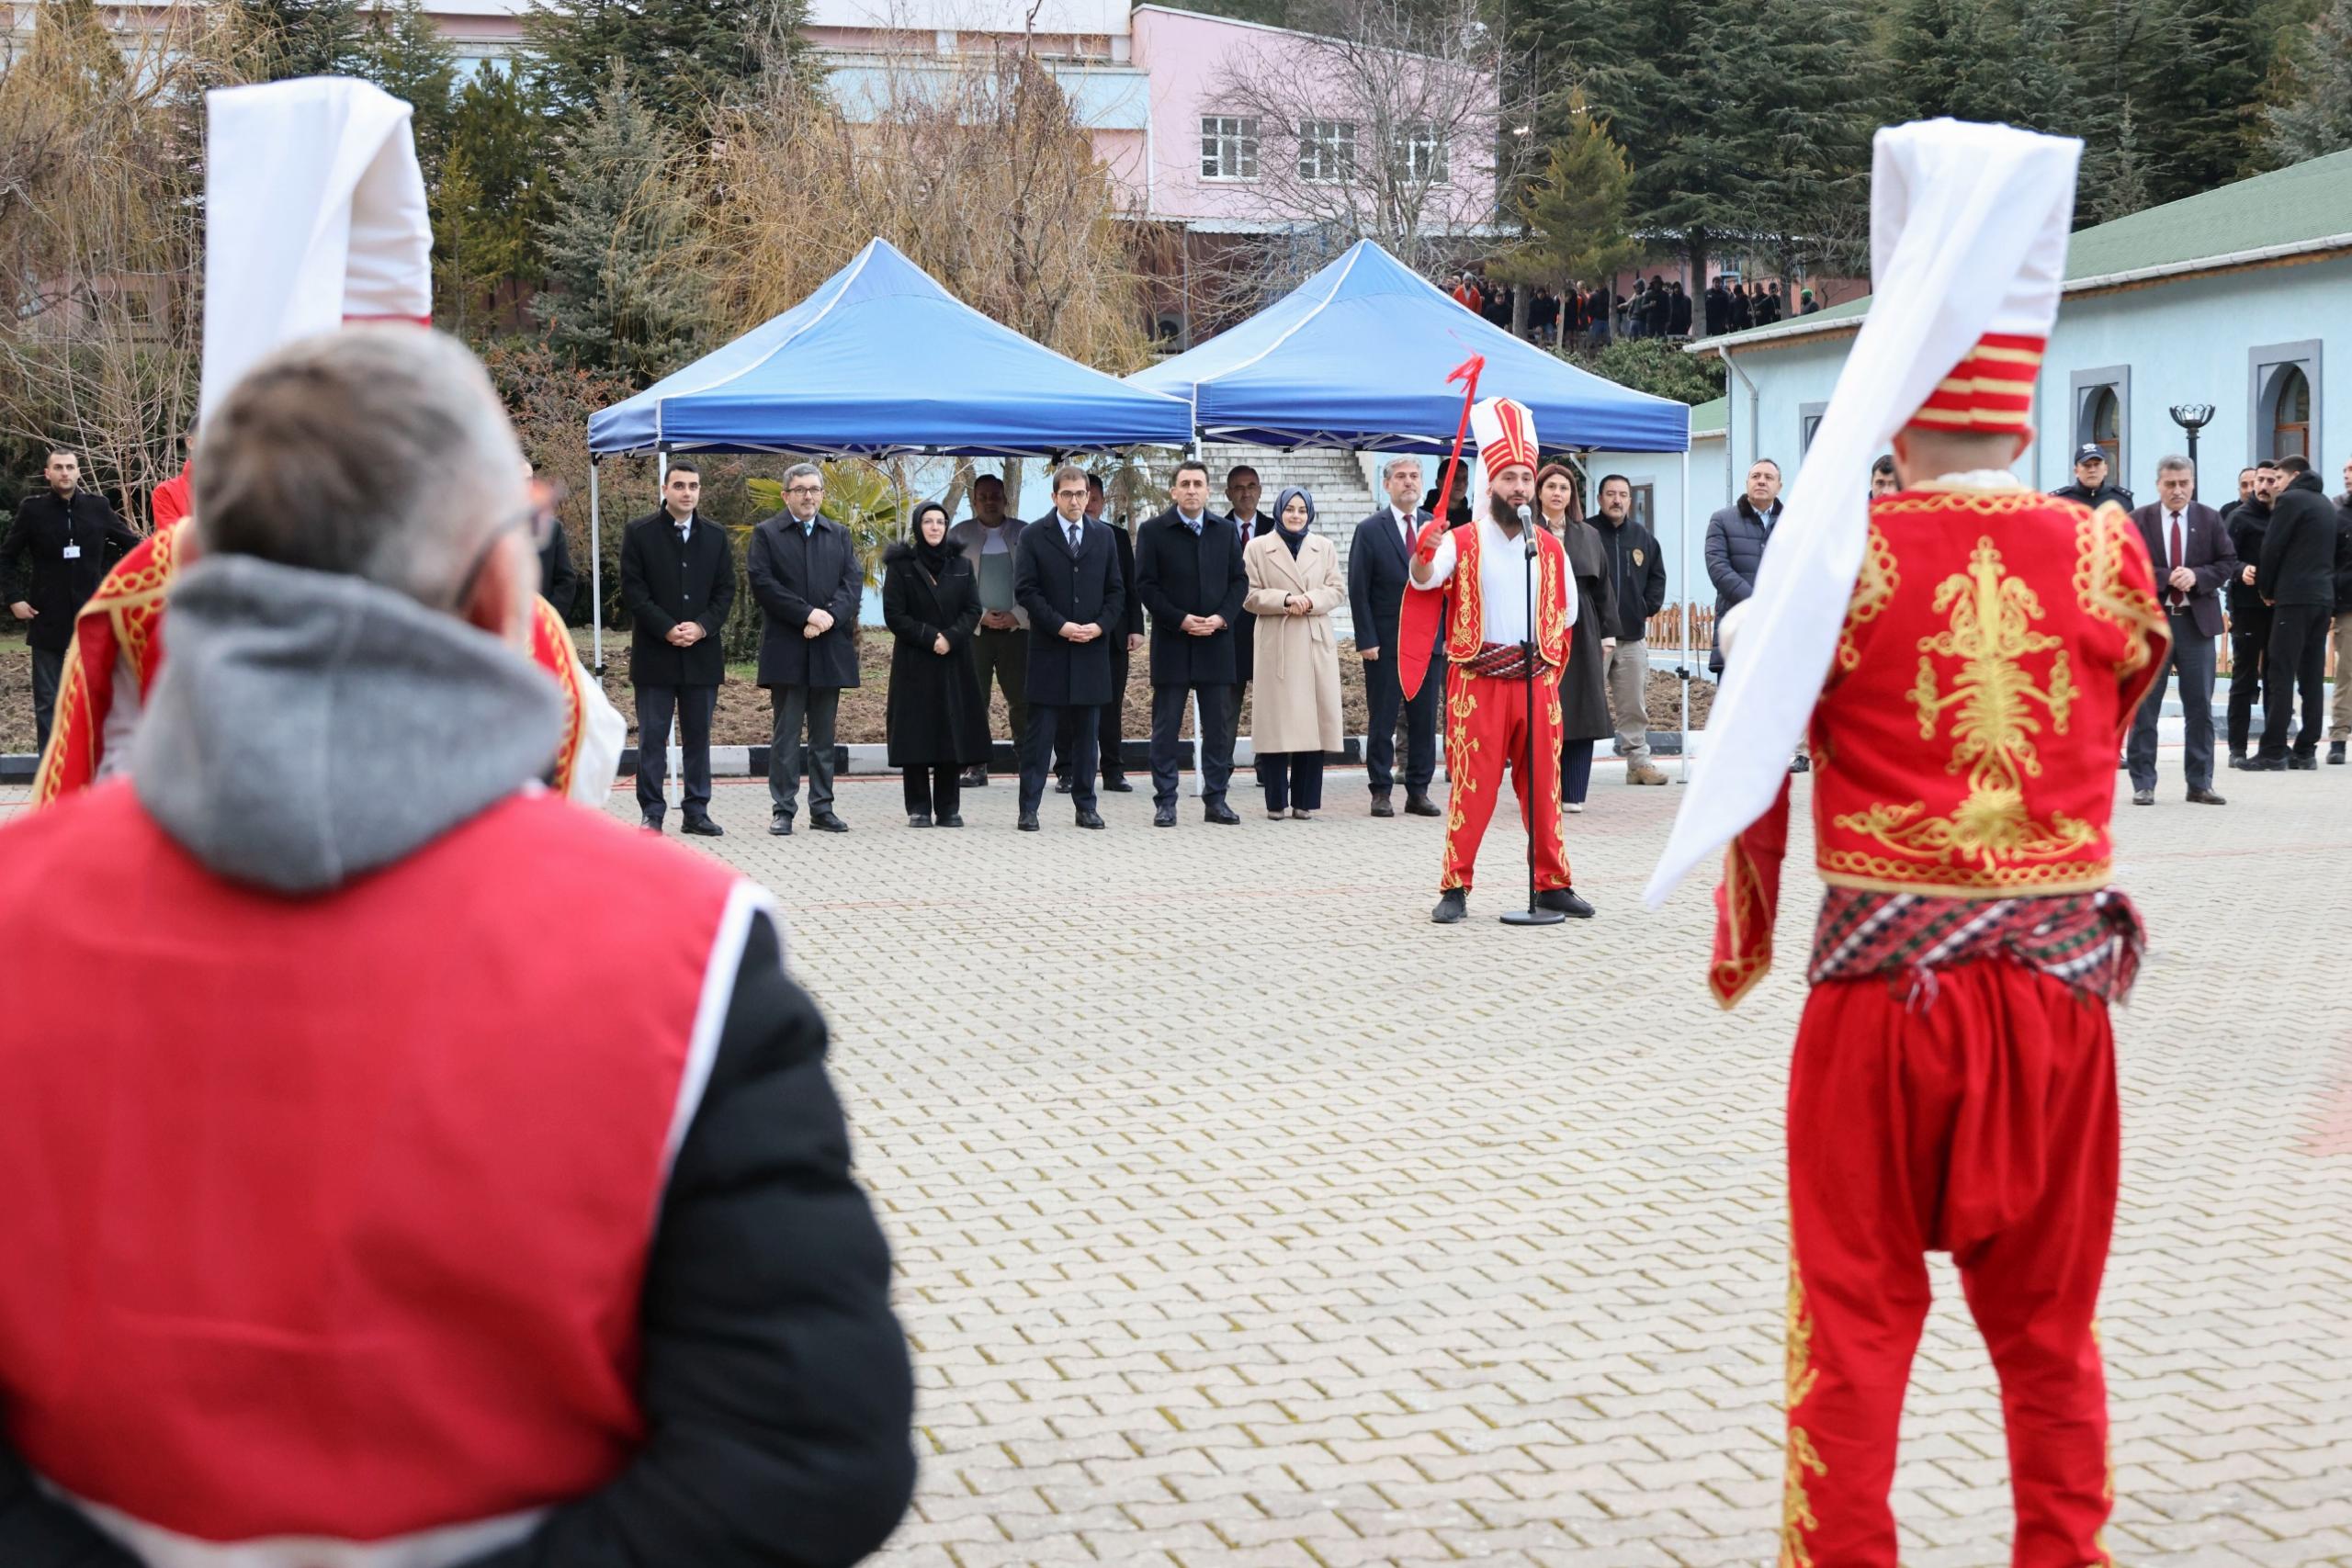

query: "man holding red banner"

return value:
[1403, 395, 1592, 924]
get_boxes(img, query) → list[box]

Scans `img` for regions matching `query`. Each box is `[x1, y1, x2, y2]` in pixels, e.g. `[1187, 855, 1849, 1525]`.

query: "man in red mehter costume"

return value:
[1648, 122, 2165, 1568]
[1403, 395, 1593, 924]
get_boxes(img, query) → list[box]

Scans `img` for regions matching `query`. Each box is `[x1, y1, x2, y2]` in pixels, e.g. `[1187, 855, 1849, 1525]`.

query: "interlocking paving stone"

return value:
[9, 748, 2345, 1567]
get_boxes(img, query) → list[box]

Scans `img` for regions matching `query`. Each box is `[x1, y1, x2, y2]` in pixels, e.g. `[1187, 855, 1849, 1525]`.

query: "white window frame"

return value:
[2069, 365, 2129, 486]
[2249, 340, 2322, 464]
[1200, 116, 1260, 181]
[1395, 121, 1448, 185]
[1296, 118, 1357, 184]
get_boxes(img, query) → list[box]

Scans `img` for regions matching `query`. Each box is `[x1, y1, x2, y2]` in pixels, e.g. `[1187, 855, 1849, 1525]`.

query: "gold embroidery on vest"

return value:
[1836, 536, 2096, 868]
[2075, 502, 2164, 676]
[1836, 523, 1898, 674]
[1781, 1255, 1826, 1568]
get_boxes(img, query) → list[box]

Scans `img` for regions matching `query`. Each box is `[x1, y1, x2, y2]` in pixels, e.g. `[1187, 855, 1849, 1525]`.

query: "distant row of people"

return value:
[1446, 270, 1824, 348]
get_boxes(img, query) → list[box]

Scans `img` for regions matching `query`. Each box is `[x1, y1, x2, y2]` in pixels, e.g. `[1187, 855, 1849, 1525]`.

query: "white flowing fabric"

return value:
[1643, 120, 2081, 908]
[201, 79, 432, 419]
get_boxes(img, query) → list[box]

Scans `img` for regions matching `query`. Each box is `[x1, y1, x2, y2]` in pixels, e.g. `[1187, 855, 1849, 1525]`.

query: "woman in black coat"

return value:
[882, 502, 989, 827]
[1536, 465, 1618, 813]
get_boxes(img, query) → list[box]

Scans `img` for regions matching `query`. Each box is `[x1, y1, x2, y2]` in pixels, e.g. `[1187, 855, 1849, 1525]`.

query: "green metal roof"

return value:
[1692, 146, 2352, 355]
[1690, 396, 1726, 435]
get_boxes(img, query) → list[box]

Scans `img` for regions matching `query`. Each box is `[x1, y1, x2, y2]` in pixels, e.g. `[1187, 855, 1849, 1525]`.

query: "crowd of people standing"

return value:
[1447, 268, 1824, 350]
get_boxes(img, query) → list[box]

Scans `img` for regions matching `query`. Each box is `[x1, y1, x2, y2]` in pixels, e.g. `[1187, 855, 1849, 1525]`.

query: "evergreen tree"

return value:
[533, 62, 708, 384]
[521, 0, 809, 124]
[353, 0, 458, 173]
[1887, 0, 2023, 123]
[440, 61, 552, 301]
[2136, 0, 2279, 199]
[1507, 96, 1642, 287]
[2265, 0, 2352, 162]
[1703, 0, 1880, 288]
[239, 0, 367, 77]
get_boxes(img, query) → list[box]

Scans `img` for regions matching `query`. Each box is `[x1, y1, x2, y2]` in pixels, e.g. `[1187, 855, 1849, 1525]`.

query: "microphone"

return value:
[1517, 502, 1538, 558]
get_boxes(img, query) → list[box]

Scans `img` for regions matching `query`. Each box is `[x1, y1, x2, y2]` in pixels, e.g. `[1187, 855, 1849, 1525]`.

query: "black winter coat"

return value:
[1596, 513, 1667, 641]
[1015, 515, 1127, 707]
[1, 490, 142, 652]
[2226, 499, 2272, 626]
[882, 541, 989, 768]
[1703, 497, 1780, 671]
[2257, 471, 2337, 607]
[1703, 286, 1729, 336]
[2334, 495, 2352, 611]
[538, 525, 580, 621]
[2051, 480, 2136, 513]
[620, 512, 736, 688]
[746, 513, 864, 689]
[1558, 519, 1619, 742]
[1135, 508, 1248, 689]
[1225, 510, 1273, 683]
[0, 913, 917, 1568]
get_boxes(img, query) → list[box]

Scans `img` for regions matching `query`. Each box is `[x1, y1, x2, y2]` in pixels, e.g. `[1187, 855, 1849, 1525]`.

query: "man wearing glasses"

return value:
[746, 462, 864, 833]
[621, 460, 737, 835]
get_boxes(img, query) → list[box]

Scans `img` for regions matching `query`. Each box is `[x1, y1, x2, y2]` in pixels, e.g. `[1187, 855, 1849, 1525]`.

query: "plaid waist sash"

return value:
[1462, 641, 1552, 680]
[1809, 886, 2146, 1005]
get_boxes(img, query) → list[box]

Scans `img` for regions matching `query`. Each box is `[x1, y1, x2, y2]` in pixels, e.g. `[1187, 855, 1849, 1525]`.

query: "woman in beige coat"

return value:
[1245, 487, 1347, 818]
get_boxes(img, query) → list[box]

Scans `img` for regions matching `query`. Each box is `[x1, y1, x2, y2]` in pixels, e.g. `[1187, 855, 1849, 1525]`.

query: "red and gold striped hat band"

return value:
[1904, 332, 2047, 433]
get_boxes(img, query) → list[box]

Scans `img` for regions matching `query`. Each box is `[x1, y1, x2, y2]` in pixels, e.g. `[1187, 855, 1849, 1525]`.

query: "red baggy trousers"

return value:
[1439, 665, 1570, 893]
[1783, 961, 2119, 1568]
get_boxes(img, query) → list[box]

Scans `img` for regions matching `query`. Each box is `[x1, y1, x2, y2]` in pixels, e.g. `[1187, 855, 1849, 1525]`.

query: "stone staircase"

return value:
[1198, 441, 1379, 638]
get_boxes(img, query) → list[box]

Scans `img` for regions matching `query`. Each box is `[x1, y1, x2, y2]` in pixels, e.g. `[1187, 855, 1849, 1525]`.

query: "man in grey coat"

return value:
[1705, 457, 1804, 771]
[746, 462, 863, 834]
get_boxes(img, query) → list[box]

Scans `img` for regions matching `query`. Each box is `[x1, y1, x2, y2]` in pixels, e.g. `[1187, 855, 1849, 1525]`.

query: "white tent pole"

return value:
[588, 457, 604, 669]
[1678, 446, 1691, 783]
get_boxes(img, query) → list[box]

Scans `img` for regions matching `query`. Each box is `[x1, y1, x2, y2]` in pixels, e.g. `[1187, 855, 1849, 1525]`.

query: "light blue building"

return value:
[1687, 148, 2352, 507]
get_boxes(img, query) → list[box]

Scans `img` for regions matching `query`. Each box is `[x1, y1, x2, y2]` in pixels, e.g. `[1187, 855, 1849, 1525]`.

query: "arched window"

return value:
[2269, 365, 2311, 461]
[2082, 386, 2120, 468]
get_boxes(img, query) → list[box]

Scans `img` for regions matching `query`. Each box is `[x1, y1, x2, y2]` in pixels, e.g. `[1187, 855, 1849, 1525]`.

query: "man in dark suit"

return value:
[532, 464, 580, 621]
[1013, 465, 1125, 830]
[2250, 453, 2337, 770]
[618, 461, 735, 835]
[1136, 457, 1247, 829]
[745, 461, 863, 834]
[1348, 455, 1442, 817]
[1222, 465, 1274, 791]
[2224, 462, 2276, 765]
[1058, 472, 1142, 795]
[3, 448, 141, 752]
[2126, 457, 2235, 805]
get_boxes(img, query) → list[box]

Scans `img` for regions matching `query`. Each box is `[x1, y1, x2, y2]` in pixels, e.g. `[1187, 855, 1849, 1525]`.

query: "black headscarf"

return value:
[910, 501, 951, 573]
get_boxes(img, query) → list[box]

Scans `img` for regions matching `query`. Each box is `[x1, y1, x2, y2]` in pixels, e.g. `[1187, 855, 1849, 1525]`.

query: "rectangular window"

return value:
[1395, 122, 1448, 184]
[1628, 483, 1654, 535]
[2068, 365, 2127, 484]
[1799, 401, 1827, 457]
[2248, 340, 2322, 464]
[1297, 118, 1357, 184]
[1200, 116, 1259, 180]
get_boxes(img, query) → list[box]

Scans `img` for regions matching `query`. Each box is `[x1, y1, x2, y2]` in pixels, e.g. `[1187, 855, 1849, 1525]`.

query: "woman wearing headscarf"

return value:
[1243, 486, 1345, 819]
[1537, 463, 1617, 813]
[882, 500, 989, 826]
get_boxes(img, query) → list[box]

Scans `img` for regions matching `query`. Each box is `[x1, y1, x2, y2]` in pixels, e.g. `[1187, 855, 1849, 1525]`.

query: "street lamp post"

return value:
[2169, 403, 2215, 498]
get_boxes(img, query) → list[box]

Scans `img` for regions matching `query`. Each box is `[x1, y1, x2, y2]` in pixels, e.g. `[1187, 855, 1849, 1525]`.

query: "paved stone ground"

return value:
[6, 751, 2345, 1565]
[604, 753, 2352, 1568]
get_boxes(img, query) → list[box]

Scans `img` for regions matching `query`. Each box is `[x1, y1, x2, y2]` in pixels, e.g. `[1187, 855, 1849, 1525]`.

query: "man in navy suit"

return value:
[1348, 456, 1443, 817]
[2125, 455, 2235, 806]
[1135, 457, 1248, 828]
[1013, 465, 1126, 830]
[619, 461, 737, 836]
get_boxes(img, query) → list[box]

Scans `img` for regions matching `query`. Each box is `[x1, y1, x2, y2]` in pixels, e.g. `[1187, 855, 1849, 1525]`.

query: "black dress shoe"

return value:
[1017, 811, 1040, 831]
[908, 812, 933, 828]
[1154, 804, 1177, 827]
[1431, 887, 1467, 924]
[681, 817, 724, 837]
[1404, 793, 1443, 818]
[640, 816, 664, 833]
[1536, 887, 1595, 918]
[1075, 809, 1105, 829]
[2131, 788, 2154, 806]
[1204, 802, 1240, 825]
[960, 766, 989, 787]
[2228, 753, 2247, 770]
[1055, 777, 1074, 794]
[2186, 787, 2226, 805]
[2245, 755, 2287, 771]
[768, 814, 792, 836]
[938, 813, 964, 827]
[2332, 741, 2346, 764]
[1789, 755, 1811, 774]
[2289, 753, 2319, 770]
[1102, 774, 1134, 793]
[809, 810, 850, 831]
[1370, 792, 1396, 818]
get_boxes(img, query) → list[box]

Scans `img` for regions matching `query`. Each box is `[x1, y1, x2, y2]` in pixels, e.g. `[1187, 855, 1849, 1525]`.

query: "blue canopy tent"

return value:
[582, 237, 1194, 660]
[1128, 241, 1691, 454]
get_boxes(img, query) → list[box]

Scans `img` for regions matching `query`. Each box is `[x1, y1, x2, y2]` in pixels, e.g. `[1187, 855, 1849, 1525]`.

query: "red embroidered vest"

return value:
[1442, 522, 1573, 669]
[0, 784, 744, 1552]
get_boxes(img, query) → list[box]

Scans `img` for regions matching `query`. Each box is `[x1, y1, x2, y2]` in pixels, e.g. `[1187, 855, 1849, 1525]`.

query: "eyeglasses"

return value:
[451, 479, 564, 610]
[786, 482, 824, 496]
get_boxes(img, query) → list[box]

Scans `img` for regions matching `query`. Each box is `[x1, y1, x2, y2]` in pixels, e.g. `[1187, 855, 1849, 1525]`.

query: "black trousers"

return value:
[1560, 737, 1596, 804]
[1363, 645, 1440, 795]
[1261, 750, 1325, 811]
[2227, 615, 2269, 756]
[1022, 703, 1098, 815]
[1062, 641, 1132, 783]
[29, 645, 63, 756]
[1148, 682, 1237, 807]
[2128, 615, 2216, 791]
[1215, 682, 1269, 790]
[768, 684, 842, 818]
[902, 765, 961, 818]
[634, 682, 717, 821]
[2260, 604, 2331, 760]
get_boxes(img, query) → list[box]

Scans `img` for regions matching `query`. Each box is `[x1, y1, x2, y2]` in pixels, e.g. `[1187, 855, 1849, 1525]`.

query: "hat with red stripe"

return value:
[1472, 396, 1540, 477]
[1905, 331, 2048, 433]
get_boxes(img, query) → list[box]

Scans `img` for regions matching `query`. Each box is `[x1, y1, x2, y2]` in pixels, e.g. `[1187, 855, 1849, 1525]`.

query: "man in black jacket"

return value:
[1014, 465, 1126, 830]
[2224, 462, 2277, 765]
[746, 463, 863, 835]
[1703, 277, 1729, 337]
[2331, 463, 2352, 762]
[1136, 458, 1247, 827]
[620, 462, 736, 834]
[1064, 472, 1142, 794]
[1222, 465, 1274, 794]
[2126, 457, 2235, 805]
[2249, 454, 2336, 769]
[3, 450, 142, 753]
[2051, 444, 2134, 513]
[1593, 474, 1669, 785]
[531, 463, 581, 621]
[1349, 456, 1443, 817]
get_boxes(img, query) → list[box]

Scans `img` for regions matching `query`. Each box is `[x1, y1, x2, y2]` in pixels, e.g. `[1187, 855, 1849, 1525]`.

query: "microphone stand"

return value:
[1502, 504, 1566, 926]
